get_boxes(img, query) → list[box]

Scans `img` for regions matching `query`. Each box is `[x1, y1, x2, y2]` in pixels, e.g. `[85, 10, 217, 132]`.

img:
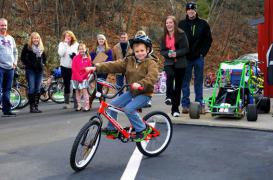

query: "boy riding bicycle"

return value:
[86, 35, 159, 142]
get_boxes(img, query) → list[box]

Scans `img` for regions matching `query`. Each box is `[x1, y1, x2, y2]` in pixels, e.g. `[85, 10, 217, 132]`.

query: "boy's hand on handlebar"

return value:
[131, 83, 143, 90]
[85, 67, 96, 73]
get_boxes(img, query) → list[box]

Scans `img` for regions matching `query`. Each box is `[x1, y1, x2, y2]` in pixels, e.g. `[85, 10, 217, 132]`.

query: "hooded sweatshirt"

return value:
[0, 34, 18, 69]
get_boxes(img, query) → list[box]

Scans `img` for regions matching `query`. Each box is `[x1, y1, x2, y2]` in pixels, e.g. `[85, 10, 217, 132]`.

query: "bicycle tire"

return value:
[70, 118, 101, 172]
[0, 88, 21, 110]
[16, 83, 29, 109]
[48, 81, 64, 104]
[87, 78, 96, 96]
[40, 92, 50, 102]
[136, 111, 173, 157]
[40, 87, 50, 102]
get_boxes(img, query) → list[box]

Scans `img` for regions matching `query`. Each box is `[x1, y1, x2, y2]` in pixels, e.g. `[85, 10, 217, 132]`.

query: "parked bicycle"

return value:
[70, 77, 173, 172]
[204, 71, 216, 88]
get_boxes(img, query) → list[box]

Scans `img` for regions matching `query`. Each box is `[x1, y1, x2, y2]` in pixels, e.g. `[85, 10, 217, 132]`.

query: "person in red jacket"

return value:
[71, 43, 92, 111]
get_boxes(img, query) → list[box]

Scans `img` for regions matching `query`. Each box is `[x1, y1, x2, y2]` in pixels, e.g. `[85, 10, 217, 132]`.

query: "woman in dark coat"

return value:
[160, 15, 189, 117]
[21, 32, 46, 113]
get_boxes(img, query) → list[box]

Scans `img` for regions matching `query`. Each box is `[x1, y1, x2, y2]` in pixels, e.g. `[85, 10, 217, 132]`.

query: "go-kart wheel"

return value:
[260, 97, 271, 113]
[247, 104, 257, 122]
[189, 102, 200, 119]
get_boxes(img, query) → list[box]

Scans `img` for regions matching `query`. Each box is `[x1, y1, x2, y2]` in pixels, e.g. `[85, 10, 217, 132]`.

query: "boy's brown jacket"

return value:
[95, 54, 159, 96]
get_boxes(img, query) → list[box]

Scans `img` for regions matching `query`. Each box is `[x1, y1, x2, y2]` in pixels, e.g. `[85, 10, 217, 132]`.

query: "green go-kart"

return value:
[189, 59, 270, 121]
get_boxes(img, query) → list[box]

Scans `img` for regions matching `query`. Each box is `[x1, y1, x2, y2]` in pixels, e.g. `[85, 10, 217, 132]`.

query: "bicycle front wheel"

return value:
[48, 82, 64, 104]
[136, 111, 173, 157]
[70, 119, 101, 172]
[1, 88, 21, 110]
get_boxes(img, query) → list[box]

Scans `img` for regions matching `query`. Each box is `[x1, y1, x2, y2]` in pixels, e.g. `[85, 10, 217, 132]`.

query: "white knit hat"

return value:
[97, 34, 106, 40]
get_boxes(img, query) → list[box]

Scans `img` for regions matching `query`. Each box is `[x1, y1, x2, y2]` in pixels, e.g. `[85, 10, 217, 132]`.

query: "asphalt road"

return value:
[0, 95, 273, 180]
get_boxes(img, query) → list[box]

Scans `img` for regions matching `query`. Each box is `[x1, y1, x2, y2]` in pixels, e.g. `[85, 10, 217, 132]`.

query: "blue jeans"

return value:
[107, 91, 151, 132]
[116, 74, 124, 95]
[182, 56, 204, 108]
[0, 67, 14, 113]
[25, 69, 43, 94]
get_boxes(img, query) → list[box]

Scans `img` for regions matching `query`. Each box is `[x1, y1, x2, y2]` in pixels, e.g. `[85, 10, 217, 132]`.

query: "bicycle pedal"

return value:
[105, 135, 117, 140]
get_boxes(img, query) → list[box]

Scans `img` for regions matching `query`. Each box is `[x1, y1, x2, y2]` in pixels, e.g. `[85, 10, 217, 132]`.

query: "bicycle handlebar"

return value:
[92, 73, 144, 99]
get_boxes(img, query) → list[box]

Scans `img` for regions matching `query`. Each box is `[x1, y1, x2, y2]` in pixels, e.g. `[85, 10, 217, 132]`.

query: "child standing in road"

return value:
[71, 43, 92, 111]
[86, 35, 159, 142]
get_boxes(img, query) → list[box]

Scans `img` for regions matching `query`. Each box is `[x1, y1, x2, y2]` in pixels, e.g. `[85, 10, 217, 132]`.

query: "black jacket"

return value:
[178, 15, 212, 61]
[21, 44, 46, 72]
[160, 29, 189, 68]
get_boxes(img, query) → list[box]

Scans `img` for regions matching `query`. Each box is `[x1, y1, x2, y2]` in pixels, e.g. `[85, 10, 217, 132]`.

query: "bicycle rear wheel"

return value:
[70, 118, 101, 172]
[136, 111, 173, 157]
[48, 81, 64, 104]
[16, 83, 29, 109]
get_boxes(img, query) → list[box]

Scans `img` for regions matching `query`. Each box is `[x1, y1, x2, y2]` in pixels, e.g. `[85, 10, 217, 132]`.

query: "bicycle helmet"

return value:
[53, 67, 62, 78]
[186, 2, 197, 11]
[129, 35, 152, 53]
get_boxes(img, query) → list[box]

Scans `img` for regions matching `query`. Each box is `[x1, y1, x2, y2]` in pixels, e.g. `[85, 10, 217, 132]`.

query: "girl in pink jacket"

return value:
[71, 43, 92, 111]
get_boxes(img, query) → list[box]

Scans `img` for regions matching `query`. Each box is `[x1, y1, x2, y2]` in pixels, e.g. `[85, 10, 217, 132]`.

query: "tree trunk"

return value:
[90, 0, 98, 40]
[24, 0, 33, 32]
[0, 0, 5, 17]
[126, 0, 137, 32]
[55, 0, 60, 38]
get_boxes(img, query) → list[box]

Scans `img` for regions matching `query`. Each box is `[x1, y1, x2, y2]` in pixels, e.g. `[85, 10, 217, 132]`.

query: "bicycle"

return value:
[70, 77, 173, 172]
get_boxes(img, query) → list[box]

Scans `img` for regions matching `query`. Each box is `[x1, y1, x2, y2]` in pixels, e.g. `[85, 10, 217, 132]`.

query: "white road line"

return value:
[121, 122, 155, 180]
[120, 147, 146, 180]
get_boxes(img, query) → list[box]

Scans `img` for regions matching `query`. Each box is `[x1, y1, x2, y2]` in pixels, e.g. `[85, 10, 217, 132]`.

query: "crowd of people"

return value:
[0, 2, 212, 140]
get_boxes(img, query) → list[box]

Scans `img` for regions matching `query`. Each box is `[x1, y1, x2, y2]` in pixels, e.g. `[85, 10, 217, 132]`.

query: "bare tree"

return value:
[126, 0, 137, 32]
[0, 0, 5, 17]
[90, 0, 98, 40]
[24, 0, 33, 32]
[55, 0, 60, 38]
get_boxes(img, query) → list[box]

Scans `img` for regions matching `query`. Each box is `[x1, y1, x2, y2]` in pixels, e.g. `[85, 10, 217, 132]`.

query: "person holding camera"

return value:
[89, 34, 113, 107]
[160, 15, 189, 117]
[58, 30, 79, 109]
[21, 32, 47, 113]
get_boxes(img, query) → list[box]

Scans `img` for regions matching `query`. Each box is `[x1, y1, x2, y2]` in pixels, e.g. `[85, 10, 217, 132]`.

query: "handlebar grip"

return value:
[130, 84, 144, 91]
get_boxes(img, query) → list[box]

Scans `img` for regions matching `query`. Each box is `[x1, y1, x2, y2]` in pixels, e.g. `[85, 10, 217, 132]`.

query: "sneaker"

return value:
[133, 126, 152, 142]
[63, 104, 71, 109]
[75, 107, 82, 111]
[143, 100, 152, 108]
[182, 107, 189, 114]
[172, 112, 180, 117]
[82, 108, 90, 112]
[2, 112, 16, 117]
[165, 98, 172, 105]
[101, 128, 119, 138]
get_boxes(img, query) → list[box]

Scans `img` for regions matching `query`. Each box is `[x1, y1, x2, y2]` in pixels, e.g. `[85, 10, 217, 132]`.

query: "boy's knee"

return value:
[123, 107, 134, 114]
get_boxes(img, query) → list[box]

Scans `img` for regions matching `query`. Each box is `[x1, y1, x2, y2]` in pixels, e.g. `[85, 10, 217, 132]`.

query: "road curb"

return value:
[169, 113, 273, 132]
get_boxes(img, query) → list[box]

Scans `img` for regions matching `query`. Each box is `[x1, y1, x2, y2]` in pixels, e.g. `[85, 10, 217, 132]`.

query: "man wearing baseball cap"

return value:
[178, 2, 212, 114]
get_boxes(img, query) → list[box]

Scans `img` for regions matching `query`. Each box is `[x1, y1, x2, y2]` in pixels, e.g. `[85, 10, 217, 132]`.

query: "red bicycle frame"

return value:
[95, 79, 160, 141]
